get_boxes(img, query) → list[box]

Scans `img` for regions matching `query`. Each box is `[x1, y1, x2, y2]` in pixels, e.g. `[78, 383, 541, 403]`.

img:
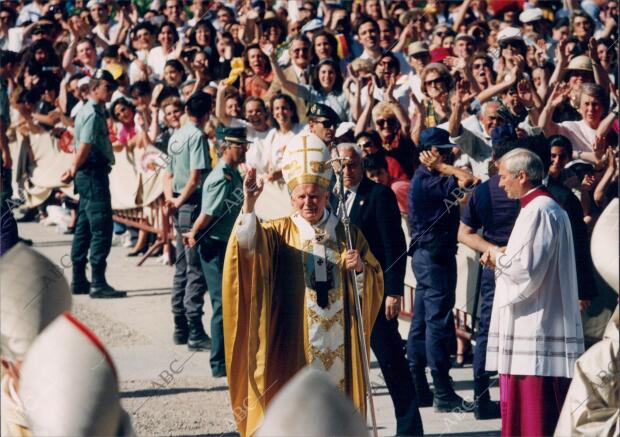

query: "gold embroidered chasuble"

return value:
[222, 213, 383, 437]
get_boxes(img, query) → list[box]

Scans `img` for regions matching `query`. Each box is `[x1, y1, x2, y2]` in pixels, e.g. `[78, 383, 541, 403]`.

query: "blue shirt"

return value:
[167, 122, 211, 193]
[73, 99, 115, 166]
[408, 165, 460, 247]
[460, 174, 519, 246]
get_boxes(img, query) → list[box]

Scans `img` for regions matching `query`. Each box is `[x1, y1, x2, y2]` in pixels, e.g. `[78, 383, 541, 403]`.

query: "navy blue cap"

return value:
[419, 127, 455, 149]
[307, 102, 340, 124]
[491, 123, 516, 147]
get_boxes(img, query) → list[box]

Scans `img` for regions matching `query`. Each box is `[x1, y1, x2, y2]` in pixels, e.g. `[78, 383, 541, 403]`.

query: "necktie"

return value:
[337, 190, 351, 219]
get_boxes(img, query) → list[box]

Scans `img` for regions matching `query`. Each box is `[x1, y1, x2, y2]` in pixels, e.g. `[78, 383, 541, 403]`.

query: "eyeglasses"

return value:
[376, 118, 397, 128]
[425, 77, 445, 87]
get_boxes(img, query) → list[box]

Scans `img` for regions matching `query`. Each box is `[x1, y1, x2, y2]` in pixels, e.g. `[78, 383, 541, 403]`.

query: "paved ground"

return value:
[19, 221, 501, 436]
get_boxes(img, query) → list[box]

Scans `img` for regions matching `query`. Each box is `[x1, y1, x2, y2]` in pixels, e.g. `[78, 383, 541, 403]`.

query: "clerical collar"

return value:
[520, 185, 554, 208]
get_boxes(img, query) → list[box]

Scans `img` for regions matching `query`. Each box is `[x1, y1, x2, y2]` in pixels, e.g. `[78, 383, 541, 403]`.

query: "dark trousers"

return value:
[70, 171, 113, 283]
[371, 300, 423, 436]
[407, 248, 457, 374]
[473, 267, 496, 379]
[0, 167, 18, 256]
[171, 202, 206, 318]
[199, 237, 226, 373]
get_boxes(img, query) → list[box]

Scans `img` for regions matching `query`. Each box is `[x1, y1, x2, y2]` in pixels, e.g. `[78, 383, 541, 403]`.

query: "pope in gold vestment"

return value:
[222, 132, 383, 437]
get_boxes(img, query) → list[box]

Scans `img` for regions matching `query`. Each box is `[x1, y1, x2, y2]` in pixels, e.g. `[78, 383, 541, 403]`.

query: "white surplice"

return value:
[486, 190, 585, 378]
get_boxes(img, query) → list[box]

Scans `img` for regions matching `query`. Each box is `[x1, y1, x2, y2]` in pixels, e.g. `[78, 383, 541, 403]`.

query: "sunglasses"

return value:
[376, 118, 397, 128]
[317, 119, 336, 128]
[435, 31, 447, 37]
[425, 77, 445, 87]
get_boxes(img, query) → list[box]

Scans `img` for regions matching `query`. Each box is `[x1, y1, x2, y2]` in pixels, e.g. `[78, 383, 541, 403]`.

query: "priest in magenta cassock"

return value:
[222, 132, 384, 437]
[481, 148, 584, 437]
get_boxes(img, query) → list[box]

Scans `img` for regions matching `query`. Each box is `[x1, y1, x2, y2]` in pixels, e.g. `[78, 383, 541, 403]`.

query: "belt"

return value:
[173, 192, 200, 204]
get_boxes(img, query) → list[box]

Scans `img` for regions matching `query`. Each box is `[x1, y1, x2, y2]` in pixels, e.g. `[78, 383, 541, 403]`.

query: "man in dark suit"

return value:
[334, 143, 423, 436]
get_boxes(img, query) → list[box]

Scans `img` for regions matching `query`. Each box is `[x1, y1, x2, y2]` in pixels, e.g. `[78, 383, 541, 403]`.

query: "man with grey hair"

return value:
[480, 148, 584, 435]
[447, 97, 501, 181]
[334, 142, 423, 436]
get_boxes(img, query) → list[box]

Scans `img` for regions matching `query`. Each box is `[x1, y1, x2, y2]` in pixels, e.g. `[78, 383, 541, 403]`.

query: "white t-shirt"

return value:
[147, 46, 178, 80]
[230, 118, 271, 174]
[557, 119, 597, 153]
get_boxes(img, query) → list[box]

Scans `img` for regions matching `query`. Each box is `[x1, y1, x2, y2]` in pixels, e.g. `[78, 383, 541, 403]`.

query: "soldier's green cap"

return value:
[216, 126, 252, 144]
[307, 103, 340, 124]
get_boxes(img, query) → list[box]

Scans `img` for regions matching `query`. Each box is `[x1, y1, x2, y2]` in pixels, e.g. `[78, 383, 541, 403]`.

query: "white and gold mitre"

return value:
[282, 132, 333, 191]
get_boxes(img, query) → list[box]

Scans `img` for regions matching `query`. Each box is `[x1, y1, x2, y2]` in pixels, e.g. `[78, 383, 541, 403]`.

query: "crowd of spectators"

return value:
[0, 0, 618, 427]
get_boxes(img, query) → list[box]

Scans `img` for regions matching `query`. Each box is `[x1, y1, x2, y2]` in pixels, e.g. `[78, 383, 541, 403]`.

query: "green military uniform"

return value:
[197, 127, 247, 377]
[168, 121, 211, 332]
[70, 97, 117, 293]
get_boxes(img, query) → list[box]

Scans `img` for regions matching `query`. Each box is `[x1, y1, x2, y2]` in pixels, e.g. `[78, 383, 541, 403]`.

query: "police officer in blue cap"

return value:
[307, 103, 340, 146]
[406, 127, 479, 411]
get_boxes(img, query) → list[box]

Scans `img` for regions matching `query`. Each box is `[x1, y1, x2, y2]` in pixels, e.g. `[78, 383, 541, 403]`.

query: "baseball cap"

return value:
[419, 127, 456, 150]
